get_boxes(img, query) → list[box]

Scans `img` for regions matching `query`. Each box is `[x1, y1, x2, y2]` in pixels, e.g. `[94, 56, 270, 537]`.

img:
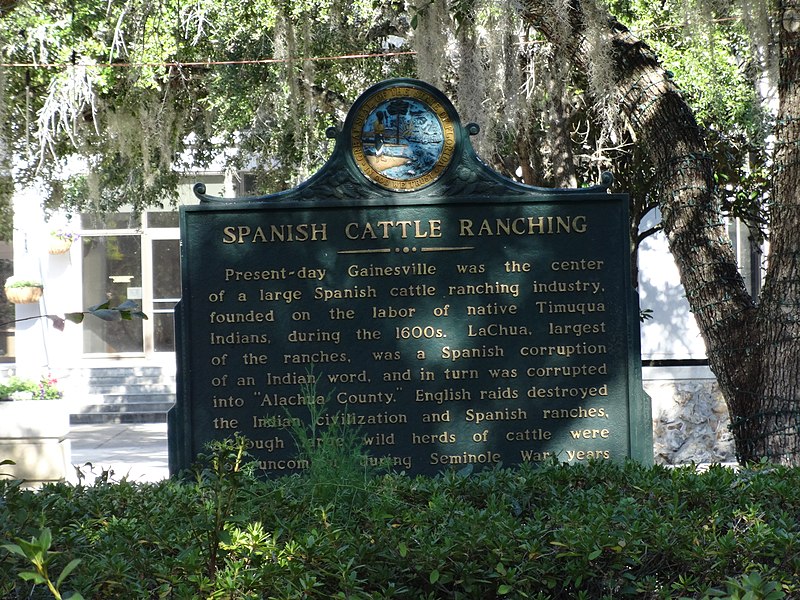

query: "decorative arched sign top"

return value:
[193, 77, 613, 203]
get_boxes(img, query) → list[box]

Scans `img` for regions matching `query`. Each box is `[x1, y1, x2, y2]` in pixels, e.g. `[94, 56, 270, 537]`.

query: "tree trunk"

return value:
[544, 60, 578, 188]
[743, 0, 800, 463]
[519, 0, 800, 464]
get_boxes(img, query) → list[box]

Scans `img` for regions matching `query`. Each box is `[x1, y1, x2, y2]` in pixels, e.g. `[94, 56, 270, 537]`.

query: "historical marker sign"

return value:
[169, 79, 652, 476]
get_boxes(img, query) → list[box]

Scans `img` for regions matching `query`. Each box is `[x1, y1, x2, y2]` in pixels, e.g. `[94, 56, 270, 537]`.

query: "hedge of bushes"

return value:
[1, 441, 799, 599]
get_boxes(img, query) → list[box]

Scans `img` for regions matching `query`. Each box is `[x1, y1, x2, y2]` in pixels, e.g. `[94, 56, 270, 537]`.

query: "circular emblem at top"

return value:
[351, 85, 457, 192]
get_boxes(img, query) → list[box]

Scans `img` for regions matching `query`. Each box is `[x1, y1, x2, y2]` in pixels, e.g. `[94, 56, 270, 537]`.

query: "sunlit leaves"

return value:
[0, 0, 414, 216]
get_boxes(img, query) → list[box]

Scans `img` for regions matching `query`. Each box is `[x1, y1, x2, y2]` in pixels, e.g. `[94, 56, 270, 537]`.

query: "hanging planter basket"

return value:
[4, 283, 43, 304]
[48, 230, 79, 255]
[48, 238, 73, 255]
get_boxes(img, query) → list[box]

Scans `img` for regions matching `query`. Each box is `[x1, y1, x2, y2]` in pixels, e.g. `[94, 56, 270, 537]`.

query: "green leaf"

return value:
[12, 538, 41, 559]
[64, 312, 85, 324]
[218, 530, 233, 546]
[498, 584, 512, 595]
[398, 542, 408, 558]
[115, 299, 139, 310]
[429, 569, 440, 584]
[1, 543, 25, 558]
[87, 300, 111, 312]
[587, 548, 602, 561]
[39, 528, 53, 551]
[56, 558, 82, 588]
[19, 571, 47, 585]
[89, 309, 122, 321]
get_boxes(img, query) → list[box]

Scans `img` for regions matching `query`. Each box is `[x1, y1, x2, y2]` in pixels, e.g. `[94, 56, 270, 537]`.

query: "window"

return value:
[726, 218, 764, 298]
[80, 211, 180, 356]
[151, 238, 181, 352]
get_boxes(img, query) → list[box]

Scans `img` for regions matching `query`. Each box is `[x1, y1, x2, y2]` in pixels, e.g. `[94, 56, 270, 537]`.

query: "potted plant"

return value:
[0, 377, 36, 401]
[0, 374, 68, 487]
[3, 276, 43, 304]
[48, 228, 79, 255]
[0, 375, 63, 401]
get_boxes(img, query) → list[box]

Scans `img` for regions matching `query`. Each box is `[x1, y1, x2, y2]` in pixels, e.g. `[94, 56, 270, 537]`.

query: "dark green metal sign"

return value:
[169, 79, 652, 476]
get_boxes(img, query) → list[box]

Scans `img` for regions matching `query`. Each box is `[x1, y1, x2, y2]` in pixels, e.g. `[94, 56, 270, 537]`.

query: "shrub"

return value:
[1, 455, 799, 598]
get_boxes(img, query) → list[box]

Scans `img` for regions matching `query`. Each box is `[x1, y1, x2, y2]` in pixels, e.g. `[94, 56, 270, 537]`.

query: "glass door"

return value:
[81, 235, 144, 354]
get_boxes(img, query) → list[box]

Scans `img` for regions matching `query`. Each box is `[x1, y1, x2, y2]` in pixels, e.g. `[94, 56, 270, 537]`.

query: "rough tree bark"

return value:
[754, 0, 800, 462]
[520, 0, 800, 463]
[544, 59, 578, 188]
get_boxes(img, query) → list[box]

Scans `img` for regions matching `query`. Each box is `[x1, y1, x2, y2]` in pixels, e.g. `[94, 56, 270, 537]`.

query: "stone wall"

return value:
[644, 366, 736, 465]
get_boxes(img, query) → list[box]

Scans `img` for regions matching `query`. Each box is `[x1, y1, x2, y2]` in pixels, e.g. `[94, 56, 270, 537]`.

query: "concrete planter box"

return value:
[0, 399, 70, 487]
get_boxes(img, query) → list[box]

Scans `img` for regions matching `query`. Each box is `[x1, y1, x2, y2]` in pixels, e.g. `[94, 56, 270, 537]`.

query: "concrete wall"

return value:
[644, 366, 735, 464]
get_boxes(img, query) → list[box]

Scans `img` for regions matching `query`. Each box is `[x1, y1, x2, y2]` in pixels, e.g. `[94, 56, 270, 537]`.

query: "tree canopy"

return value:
[0, 1, 771, 245]
[0, 0, 416, 219]
[0, 1, 770, 219]
[519, 0, 798, 463]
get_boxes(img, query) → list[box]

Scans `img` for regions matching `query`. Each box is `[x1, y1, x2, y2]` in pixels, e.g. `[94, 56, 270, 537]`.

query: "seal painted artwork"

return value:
[351, 85, 457, 191]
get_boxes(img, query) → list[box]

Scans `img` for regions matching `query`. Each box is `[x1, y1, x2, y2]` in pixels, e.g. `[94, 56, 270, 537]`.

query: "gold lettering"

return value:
[565, 449, 611, 461]
[221, 223, 327, 243]
[457, 216, 589, 237]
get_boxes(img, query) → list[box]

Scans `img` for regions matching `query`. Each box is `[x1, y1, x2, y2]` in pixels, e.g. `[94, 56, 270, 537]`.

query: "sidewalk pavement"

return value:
[67, 423, 169, 484]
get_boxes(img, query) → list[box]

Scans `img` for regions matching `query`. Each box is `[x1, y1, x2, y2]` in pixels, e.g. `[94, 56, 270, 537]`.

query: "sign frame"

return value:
[169, 78, 652, 475]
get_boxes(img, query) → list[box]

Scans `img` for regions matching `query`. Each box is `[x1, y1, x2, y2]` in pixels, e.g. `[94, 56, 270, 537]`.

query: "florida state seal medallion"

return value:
[351, 85, 457, 192]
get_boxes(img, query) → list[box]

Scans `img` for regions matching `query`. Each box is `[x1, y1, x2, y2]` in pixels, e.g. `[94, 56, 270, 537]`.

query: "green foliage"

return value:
[2, 460, 800, 598]
[0, 260, 11, 326]
[708, 571, 787, 599]
[603, 0, 772, 233]
[0, 299, 148, 331]
[63, 299, 148, 325]
[287, 375, 377, 509]
[190, 434, 255, 578]
[0, 375, 62, 400]
[1, 528, 84, 600]
[0, 173, 13, 243]
[3, 277, 43, 289]
[0, 0, 774, 249]
[0, 0, 415, 213]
